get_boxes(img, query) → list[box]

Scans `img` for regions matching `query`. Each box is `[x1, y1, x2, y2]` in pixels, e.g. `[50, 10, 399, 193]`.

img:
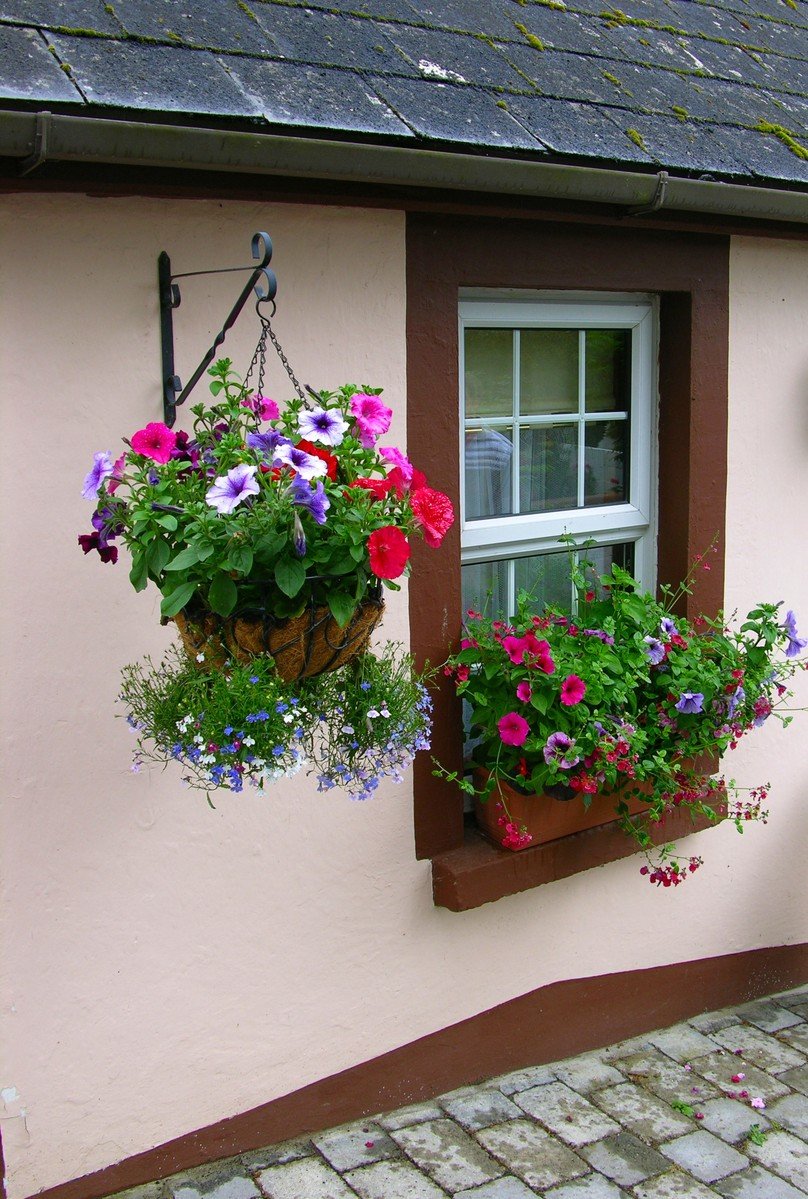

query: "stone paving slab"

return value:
[514, 1081, 621, 1147]
[714, 1162, 808, 1198]
[390, 1117, 504, 1191]
[110, 986, 808, 1199]
[475, 1118, 588, 1189]
[744, 1128, 808, 1190]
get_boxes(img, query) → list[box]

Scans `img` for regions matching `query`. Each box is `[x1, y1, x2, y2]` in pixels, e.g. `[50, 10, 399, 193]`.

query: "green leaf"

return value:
[129, 552, 148, 593]
[228, 544, 254, 576]
[155, 514, 178, 531]
[208, 573, 238, 617]
[327, 590, 358, 628]
[254, 532, 288, 562]
[164, 545, 201, 571]
[275, 558, 306, 599]
[349, 542, 367, 562]
[146, 538, 170, 575]
[160, 581, 197, 618]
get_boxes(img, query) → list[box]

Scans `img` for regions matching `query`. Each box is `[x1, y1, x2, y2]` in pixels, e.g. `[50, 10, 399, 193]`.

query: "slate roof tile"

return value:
[110, 0, 274, 54]
[46, 33, 262, 115]
[378, 21, 533, 89]
[1, 0, 806, 186]
[506, 92, 656, 160]
[221, 55, 414, 134]
[367, 74, 547, 146]
[0, 0, 120, 33]
[0, 24, 82, 100]
[252, 6, 419, 75]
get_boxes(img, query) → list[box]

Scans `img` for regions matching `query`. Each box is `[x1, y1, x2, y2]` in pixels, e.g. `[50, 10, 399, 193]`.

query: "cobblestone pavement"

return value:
[116, 985, 808, 1199]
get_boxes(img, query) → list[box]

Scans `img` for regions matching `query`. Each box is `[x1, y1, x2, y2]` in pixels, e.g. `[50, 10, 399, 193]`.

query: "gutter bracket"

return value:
[19, 111, 51, 176]
[159, 230, 277, 427]
[625, 170, 669, 217]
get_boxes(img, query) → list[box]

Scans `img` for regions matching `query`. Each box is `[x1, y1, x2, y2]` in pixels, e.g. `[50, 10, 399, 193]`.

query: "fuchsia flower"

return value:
[130, 422, 177, 464]
[350, 393, 392, 448]
[380, 446, 413, 482]
[560, 675, 587, 706]
[498, 712, 530, 747]
[516, 682, 532, 703]
[241, 393, 280, 422]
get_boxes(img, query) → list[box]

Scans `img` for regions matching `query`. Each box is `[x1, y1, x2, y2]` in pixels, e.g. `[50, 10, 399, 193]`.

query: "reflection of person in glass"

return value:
[464, 373, 513, 520]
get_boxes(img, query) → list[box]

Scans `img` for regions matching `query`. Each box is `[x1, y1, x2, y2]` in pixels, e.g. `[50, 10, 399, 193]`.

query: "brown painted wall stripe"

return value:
[23, 945, 807, 1199]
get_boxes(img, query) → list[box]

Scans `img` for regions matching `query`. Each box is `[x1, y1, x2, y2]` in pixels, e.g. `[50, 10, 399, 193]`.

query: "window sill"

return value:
[431, 805, 723, 912]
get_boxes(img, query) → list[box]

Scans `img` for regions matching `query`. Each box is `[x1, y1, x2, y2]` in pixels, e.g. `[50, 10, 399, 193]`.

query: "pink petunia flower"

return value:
[380, 446, 413, 483]
[516, 682, 532, 703]
[560, 674, 587, 706]
[498, 712, 530, 747]
[350, 393, 393, 448]
[750, 1097, 766, 1110]
[130, 422, 177, 464]
[242, 394, 280, 422]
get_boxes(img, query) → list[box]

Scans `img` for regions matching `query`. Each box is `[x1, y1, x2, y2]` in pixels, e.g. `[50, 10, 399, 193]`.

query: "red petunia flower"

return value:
[296, 439, 338, 481]
[560, 674, 587, 706]
[498, 711, 530, 747]
[351, 477, 394, 501]
[130, 422, 177, 464]
[410, 485, 455, 548]
[367, 526, 410, 578]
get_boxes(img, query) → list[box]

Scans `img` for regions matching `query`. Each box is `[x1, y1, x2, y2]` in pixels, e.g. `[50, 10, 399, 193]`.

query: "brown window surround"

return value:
[406, 213, 730, 909]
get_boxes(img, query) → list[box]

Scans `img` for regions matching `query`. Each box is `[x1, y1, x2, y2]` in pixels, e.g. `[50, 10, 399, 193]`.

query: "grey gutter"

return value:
[2, 109, 807, 224]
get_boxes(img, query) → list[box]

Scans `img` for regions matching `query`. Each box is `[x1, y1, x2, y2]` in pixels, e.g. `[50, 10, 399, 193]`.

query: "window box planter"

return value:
[473, 767, 651, 851]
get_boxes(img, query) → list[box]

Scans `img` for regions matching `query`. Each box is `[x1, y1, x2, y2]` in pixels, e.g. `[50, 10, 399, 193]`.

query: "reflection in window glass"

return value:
[461, 559, 508, 619]
[520, 329, 578, 415]
[464, 427, 513, 519]
[514, 551, 573, 612]
[519, 424, 578, 514]
[464, 328, 513, 418]
[579, 542, 635, 594]
[584, 420, 628, 506]
[585, 329, 630, 413]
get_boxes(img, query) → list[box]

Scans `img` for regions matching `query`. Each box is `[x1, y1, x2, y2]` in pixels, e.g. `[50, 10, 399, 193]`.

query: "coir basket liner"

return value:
[171, 594, 384, 682]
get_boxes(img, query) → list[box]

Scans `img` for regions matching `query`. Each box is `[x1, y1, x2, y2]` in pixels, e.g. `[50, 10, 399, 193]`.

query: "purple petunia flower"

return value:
[205, 463, 260, 514]
[675, 691, 704, 714]
[82, 451, 114, 500]
[247, 430, 290, 458]
[293, 512, 307, 557]
[644, 636, 666, 665]
[583, 629, 615, 645]
[727, 685, 745, 719]
[660, 617, 678, 637]
[297, 406, 349, 447]
[782, 610, 807, 658]
[273, 443, 328, 480]
[288, 474, 330, 525]
[543, 731, 580, 770]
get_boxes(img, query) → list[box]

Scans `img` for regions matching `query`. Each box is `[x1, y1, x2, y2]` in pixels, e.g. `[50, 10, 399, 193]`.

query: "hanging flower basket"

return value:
[171, 589, 384, 681]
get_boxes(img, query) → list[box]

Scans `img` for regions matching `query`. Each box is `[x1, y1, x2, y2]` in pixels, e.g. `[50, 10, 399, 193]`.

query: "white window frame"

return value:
[459, 292, 658, 611]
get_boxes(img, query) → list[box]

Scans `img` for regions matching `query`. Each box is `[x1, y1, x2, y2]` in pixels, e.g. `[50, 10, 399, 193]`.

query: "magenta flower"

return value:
[298, 406, 349, 447]
[205, 464, 260, 514]
[498, 712, 530, 747]
[130, 422, 177, 464]
[350, 393, 393, 448]
[543, 731, 580, 770]
[516, 681, 532, 703]
[380, 446, 414, 483]
[560, 675, 587, 706]
[82, 451, 114, 500]
[242, 394, 280, 422]
[273, 443, 328, 480]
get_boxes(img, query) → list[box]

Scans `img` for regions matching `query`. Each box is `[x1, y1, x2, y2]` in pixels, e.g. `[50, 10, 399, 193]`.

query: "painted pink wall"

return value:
[1, 199, 806, 1198]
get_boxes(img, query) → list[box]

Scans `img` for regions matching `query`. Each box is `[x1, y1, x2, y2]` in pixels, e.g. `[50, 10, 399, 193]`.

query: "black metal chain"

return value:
[244, 298, 308, 405]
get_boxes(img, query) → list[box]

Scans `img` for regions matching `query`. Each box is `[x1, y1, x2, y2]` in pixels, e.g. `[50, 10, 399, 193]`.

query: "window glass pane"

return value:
[464, 328, 513, 418]
[585, 329, 630, 413]
[462, 559, 508, 618]
[520, 329, 578, 415]
[514, 551, 572, 611]
[465, 426, 513, 520]
[519, 424, 578, 514]
[584, 420, 628, 507]
[580, 542, 635, 593]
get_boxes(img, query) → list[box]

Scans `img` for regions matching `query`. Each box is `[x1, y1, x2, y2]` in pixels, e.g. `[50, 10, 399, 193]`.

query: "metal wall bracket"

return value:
[158, 230, 277, 427]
